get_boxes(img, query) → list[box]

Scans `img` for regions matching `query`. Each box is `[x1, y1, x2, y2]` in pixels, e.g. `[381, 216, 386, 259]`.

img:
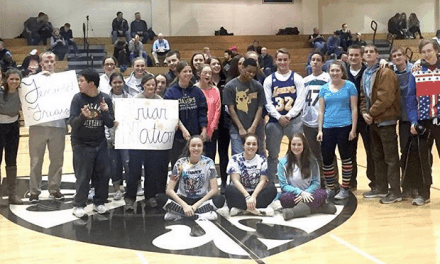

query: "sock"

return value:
[322, 163, 335, 189]
[341, 158, 353, 189]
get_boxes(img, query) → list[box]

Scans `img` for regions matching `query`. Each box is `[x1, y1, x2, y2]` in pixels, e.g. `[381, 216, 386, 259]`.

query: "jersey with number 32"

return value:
[268, 71, 297, 123]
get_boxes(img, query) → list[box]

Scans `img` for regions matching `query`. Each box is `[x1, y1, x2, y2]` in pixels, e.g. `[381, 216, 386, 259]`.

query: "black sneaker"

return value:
[363, 189, 388, 198]
[29, 194, 39, 203]
[49, 191, 64, 200]
[380, 193, 402, 204]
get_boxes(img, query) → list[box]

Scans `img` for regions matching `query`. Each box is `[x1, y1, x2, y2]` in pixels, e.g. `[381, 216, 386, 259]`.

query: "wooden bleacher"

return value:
[3, 32, 436, 78]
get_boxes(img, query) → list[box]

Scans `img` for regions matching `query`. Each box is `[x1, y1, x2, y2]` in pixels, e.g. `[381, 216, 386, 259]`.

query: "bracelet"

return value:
[245, 195, 251, 200]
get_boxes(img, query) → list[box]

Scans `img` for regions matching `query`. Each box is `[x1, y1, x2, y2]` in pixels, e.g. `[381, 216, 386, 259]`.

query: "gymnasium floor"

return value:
[1, 129, 440, 264]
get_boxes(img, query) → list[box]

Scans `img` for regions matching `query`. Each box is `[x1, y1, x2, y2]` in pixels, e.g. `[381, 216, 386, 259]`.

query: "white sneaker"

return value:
[258, 207, 274, 216]
[88, 188, 95, 201]
[230, 207, 244, 216]
[114, 190, 123, 201]
[196, 211, 218, 221]
[136, 184, 144, 196]
[269, 200, 282, 211]
[73, 207, 86, 218]
[93, 204, 108, 214]
[164, 212, 183, 221]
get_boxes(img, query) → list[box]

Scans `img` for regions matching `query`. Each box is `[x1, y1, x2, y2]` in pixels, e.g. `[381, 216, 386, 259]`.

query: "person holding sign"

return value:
[106, 72, 131, 201]
[159, 136, 225, 221]
[69, 68, 115, 218]
[0, 69, 24, 205]
[164, 61, 207, 170]
[28, 51, 67, 203]
[124, 74, 170, 210]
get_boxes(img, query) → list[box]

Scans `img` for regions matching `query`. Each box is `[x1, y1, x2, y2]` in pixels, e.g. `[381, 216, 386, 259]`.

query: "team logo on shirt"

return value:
[1, 175, 356, 261]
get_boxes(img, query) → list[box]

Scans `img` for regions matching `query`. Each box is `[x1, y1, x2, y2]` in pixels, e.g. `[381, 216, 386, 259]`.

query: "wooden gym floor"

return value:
[1, 128, 440, 264]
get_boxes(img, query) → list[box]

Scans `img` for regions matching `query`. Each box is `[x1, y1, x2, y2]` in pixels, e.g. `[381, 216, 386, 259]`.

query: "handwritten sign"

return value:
[19, 71, 80, 127]
[114, 98, 179, 150]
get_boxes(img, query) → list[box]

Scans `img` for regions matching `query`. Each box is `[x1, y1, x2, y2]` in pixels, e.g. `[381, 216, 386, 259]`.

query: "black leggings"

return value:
[156, 193, 225, 210]
[224, 184, 277, 210]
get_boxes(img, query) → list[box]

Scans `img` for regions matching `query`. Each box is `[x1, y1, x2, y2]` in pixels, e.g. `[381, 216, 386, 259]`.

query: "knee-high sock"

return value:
[323, 163, 335, 189]
[341, 158, 352, 189]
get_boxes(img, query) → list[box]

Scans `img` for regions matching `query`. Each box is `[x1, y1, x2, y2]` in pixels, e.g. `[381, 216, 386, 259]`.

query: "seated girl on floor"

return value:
[224, 134, 277, 216]
[278, 133, 337, 221]
[159, 136, 224, 221]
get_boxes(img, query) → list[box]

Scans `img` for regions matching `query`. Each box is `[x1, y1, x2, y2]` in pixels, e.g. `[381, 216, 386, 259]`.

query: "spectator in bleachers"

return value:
[50, 28, 69, 61]
[60, 23, 78, 57]
[223, 49, 233, 77]
[309, 28, 326, 54]
[190, 52, 205, 82]
[0, 41, 16, 73]
[326, 31, 342, 57]
[38, 14, 53, 45]
[247, 40, 262, 55]
[408, 13, 423, 39]
[130, 12, 148, 44]
[388, 13, 405, 39]
[259, 47, 273, 76]
[155, 74, 169, 97]
[129, 35, 148, 65]
[203, 47, 212, 60]
[99, 56, 117, 94]
[113, 39, 129, 72]
[164, 50, 180, 83]
[152, 33, 170, 67]
[112, 11, 130, 44]
[433, 30, 440, 46]
[22, 12, 47, 45]
[399, 13, 410, 38]
[339, 23, 353, 51]
[352, 32, 367, 47]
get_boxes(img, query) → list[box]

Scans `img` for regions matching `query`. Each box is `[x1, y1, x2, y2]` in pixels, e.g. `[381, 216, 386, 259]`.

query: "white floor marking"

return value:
[136, 252, 149, 264]
[330, 234, 386, 264]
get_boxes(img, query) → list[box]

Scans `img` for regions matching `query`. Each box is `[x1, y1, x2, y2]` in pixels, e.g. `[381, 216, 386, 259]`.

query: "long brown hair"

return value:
[285, 133, 312, 179]
[2, 69, 22, 100]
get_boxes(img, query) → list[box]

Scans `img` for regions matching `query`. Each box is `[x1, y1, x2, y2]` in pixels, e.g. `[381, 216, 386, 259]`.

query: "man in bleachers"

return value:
[164, 50, 180, 83]
[130, 12, 148, 44]
[60, 23, 79, 56]
[112, 11, 130, 44]
[223, 49, 233, 77]
[326, 31, 342, 57]
[28, 51, 67, 202]
[152, 33, 170, 67]
[309, 27, 326, 54]
[259, 47, 273, 76]
[22, 12, 46, 45]
[0, 40, 17, 72]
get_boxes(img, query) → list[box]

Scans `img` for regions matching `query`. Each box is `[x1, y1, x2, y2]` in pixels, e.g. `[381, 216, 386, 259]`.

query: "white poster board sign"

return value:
[19, 70, 79, 127]
[114, 98, 179, 150]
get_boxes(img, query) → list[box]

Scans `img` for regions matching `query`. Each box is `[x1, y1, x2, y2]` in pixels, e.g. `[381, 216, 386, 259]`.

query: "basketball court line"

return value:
[136, 252, 150, 264]
[329, 234, 386, 264]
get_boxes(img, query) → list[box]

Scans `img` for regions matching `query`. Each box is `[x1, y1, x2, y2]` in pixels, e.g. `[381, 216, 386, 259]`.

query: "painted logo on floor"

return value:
[0, 175, 356, 261]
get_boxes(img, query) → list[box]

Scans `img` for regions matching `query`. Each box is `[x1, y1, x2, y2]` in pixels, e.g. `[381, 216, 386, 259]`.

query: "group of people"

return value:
[388, 12, 423, 40]
[0, 30, 438, 222]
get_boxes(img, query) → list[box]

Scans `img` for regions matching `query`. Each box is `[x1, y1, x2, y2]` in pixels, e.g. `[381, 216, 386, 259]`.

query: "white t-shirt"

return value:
[227, 153, 267, 191]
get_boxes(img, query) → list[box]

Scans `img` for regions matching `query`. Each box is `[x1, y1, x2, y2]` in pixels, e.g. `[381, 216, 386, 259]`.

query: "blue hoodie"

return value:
[164, 83, 207, 139]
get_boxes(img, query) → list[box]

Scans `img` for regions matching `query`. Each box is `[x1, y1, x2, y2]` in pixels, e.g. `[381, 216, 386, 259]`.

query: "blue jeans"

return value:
[266, 117, 302, 180]
[112, 30, 130, 43]
[230, 122, 265, 156]
[72, 140, 110, 207]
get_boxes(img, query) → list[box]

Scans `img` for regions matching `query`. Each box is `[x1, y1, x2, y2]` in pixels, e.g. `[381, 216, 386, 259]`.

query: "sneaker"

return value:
[124, 198, 135, 210]
[29, 193, 39, 203]
[363, 189, 388, 198]
[136, 184, 144, 196]
[146, 197, 158, 208]
[88, 188, 95, 201]
[334, 188, 349, 200]
[72, 207, 86, 218]
[325, 188, 336, 199]
[49, 191, 64, 200]
[269, 200, 283, 211]
[257, 207, 274, 216]
[164, 212, 183, 221]
[196, 211, 218, 221]
[401, 189, 412, 200]
[230, 207, 244, 216]
[380, 193, 402, 204]
[113, 190, 123, 201]
[93, 204, 108, 214]
[412, 196, 430, 206]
